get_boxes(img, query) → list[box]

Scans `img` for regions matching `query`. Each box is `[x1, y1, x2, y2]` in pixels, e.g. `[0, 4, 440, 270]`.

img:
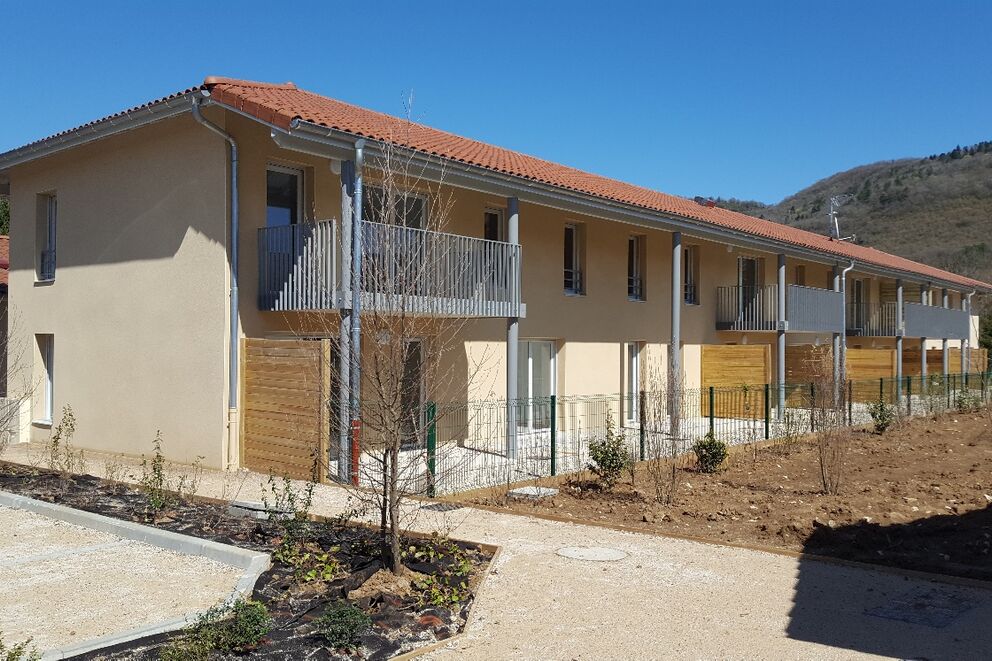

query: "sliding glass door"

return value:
[517, 340, 556, 430]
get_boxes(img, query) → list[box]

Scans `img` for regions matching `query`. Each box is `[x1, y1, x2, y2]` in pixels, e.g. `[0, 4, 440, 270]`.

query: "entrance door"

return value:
[400, 339, 424, 446]
[265, 166, 304, 306]
[852, 279, 867, 331]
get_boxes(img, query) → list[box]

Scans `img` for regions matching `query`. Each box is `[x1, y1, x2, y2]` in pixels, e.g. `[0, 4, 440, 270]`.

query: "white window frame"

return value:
[564, 223, 583, 295]
[628, 235, 644, 301]
[37, 194, 57, 282]
[266, 164, 305, 226]
[483, 207, 506, 242]
[625, 342, 640, 423]
[35, 335, 54, 425]
[519, 340, 557, 431]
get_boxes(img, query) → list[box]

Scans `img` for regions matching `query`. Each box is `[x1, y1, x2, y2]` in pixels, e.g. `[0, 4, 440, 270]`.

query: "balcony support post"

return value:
[348, 140, 366, 485]
[337, 159, 355, 482]
[920, 284, 928, 391]
[832, 266, 841, 405]
[942, 288, 949, 379]
[506, 197, 520, 459]
[961, 294, 970, 376]
[670, 232, 682, 420]
[896, 279, 903, 401]
[776, 254, 786, 419]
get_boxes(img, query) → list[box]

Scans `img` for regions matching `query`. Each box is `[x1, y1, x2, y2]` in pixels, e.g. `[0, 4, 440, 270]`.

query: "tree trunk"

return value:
[388, 441, 402, 573]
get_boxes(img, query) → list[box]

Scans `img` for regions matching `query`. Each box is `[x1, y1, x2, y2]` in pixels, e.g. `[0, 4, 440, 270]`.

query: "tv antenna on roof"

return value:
[828, 194, 855, 241]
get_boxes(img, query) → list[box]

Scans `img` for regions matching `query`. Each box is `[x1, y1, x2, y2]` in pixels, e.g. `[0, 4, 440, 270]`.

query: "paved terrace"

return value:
[3, 443, 991, 660]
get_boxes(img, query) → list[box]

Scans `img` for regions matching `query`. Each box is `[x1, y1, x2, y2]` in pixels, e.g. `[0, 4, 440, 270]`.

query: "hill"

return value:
[709, 141, 992, 285]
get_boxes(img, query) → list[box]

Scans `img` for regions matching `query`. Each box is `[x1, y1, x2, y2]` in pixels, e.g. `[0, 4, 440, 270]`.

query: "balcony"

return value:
[903, 302, 969, 339]
[258, 219, 523, 318]
[846, 302, 898, 336]
[715, 285, 777, 331]
[716, 284, 845, 332]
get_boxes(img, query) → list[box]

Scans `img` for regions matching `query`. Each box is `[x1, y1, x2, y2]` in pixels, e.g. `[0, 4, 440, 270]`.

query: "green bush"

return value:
[160, 599, 271, 660]
[587, 412, 630, 490]
[691, 433, 728, 473]
[955, 390, 982, 412]
[316, 602, 371, 651]
[867, 397, 895, 433]
[0, 633, 40, 661]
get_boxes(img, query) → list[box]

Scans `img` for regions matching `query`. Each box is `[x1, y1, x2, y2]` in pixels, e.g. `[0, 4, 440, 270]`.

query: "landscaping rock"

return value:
[508, 486, 559, 500]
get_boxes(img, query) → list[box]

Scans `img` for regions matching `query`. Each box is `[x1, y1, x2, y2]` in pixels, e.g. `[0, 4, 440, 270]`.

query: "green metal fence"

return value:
[354, 371, 992, 496]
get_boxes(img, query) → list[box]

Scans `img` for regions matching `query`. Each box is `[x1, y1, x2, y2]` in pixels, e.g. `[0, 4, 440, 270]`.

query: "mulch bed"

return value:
[0, 462, 492, 659]
[474, 410, 992, 582]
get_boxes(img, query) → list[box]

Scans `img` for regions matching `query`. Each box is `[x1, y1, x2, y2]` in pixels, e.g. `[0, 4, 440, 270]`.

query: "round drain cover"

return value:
[556, 546, 628, 562]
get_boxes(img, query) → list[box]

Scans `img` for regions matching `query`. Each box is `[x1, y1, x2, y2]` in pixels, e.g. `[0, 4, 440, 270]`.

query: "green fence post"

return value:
[550, 395, 557, 477]
[879, 377, 884, 403]
[638, 390, 646, 462]
[426, 401, 437, 498]
[906, 376, 912, 416]
[809, 383, 815, 432]
[708, 387, 715, 436]
[764, 383, 770, 440]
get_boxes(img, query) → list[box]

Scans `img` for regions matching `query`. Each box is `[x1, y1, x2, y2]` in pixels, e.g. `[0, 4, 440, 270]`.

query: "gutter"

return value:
[191, 95, 240, 468]
[839, 261, 856, 381]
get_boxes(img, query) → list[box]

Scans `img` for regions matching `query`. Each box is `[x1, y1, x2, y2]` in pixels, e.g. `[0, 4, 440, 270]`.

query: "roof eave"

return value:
[287, 119, 992, 295]
[0, 92, 200, 174]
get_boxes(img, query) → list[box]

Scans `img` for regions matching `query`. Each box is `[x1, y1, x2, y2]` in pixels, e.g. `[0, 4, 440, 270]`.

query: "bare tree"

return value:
[286, 120, 499, 573]
[0, 306, 38, 462]
[642, 352, 688, 505]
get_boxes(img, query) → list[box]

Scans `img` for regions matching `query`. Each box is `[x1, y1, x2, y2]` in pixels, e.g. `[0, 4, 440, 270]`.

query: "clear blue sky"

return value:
[3, 1, 990, 202]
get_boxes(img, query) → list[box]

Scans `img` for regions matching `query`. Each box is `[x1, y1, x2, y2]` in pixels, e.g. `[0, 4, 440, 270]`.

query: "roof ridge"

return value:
[204, 76, 297, 91]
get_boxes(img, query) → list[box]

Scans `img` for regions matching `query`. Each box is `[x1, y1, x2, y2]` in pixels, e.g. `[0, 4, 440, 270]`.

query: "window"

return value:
[628, 235, 645, 300]
[266, 165, 303, 227]
[625, 342, 641, 423]
[36, 194, 57, 281]
[564, 223, 584, 294]
[517, 340, 556, 430]
[484, 208, 505, 242]
[36, 335, 53, 424]
[683, 245, 700, 304]
[362, 185, 426, 228]
[795, 265, 806, 286]
[400, 339, 424, 445]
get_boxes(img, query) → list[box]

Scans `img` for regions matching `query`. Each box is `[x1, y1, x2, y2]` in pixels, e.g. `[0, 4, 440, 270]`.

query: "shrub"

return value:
[316, 602, 372, 651]
[587, 412, 630, 490]
[0, 633, 41, 661]
[691, 433, 728, 473]
[410, 534, 474, 608]
[140, 432, 203, 515]
[867, 397, 895, 434]
[48, 405, 84, 479]
[955, 390, 982, 412]
[160, 599, 271, 660]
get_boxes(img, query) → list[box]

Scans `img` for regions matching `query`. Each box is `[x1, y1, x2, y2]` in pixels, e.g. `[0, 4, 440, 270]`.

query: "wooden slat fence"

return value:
[700, 344, 770, 418]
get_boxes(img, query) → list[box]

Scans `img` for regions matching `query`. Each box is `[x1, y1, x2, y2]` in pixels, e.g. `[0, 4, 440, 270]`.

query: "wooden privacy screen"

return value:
[784, 345, 832, 406]
[241, 338, 332, 481]
[700, 344, 771, 418]
[902, 347, 989, 377]
[846, 347, 896, 402]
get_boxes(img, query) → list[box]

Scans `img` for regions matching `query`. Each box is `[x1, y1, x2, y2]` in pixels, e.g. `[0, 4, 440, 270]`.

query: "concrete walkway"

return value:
[4, 443, 992, 660]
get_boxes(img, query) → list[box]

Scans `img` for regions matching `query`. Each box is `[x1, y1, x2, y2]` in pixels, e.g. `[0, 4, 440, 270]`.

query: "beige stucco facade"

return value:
[2, 106, 981, 467]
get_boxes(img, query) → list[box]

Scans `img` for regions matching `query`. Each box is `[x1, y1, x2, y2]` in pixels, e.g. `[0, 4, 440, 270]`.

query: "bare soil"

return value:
[473, 411, 992, 581]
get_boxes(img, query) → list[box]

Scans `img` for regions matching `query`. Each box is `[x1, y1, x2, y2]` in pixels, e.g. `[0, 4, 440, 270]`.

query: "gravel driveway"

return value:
[5, 444, 992, 660]
[0, 505, 241, 654]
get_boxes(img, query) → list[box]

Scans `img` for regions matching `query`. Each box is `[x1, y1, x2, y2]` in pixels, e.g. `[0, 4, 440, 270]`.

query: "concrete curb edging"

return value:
[0, 490, 270, 660]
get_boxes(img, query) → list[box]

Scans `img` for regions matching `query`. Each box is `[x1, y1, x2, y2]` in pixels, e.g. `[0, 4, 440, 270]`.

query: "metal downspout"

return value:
[192, 96, 239, 469]
[964, 291, 975, 374]
[839, 261, 856, 386]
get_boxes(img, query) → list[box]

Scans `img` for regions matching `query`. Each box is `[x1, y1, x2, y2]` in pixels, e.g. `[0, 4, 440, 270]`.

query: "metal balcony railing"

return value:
[627, 275, 644, 300]
[258, 219, 523, 318]
[564, 268, 583, 295]
[902, 302, 969, 339]
[846, 301, 899, 336]
[716, 285, 778, 331]
[39, 249, 56, 281]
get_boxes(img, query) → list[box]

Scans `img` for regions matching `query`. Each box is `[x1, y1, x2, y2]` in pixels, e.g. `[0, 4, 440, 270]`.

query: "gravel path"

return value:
[0, 505, 242, 653]
[4, 444, 992, 660]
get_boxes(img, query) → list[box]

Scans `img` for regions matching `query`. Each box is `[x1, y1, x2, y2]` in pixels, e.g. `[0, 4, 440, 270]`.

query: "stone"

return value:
[508, 486, 559, 500]
[556, 546, 628, 562]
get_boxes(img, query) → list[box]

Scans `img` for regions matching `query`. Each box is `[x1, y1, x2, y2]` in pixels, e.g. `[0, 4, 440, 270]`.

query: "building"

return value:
[0, 77, 987, 478]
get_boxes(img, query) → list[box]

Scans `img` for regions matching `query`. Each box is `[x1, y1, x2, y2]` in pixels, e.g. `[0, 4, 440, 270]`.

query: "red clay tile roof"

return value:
[204, 77, 989, 292]
[2, 76, 987, 292]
